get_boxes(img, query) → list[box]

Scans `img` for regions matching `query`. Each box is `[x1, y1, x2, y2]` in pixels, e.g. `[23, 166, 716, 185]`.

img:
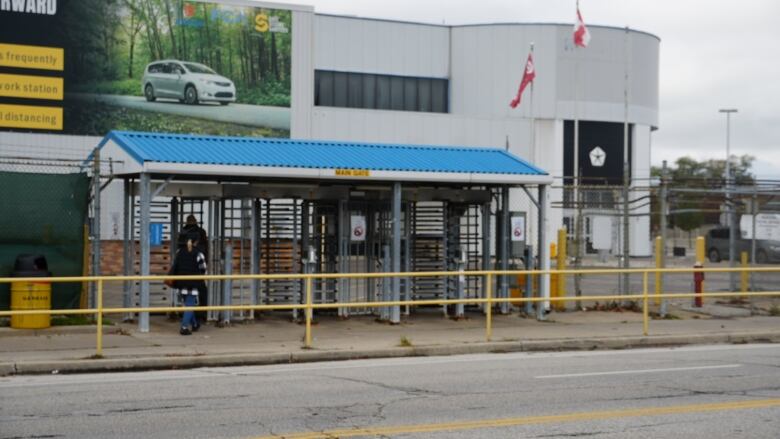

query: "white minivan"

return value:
[142, 60, 236, 105]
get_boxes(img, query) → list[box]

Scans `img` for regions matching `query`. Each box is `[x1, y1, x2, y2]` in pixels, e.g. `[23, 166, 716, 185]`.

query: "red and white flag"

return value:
[509, 52, 535, 109]
[573, 7, 591, 47]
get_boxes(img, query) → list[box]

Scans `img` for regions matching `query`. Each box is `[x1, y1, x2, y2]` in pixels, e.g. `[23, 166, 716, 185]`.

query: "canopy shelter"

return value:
[94, 131, 553, 332]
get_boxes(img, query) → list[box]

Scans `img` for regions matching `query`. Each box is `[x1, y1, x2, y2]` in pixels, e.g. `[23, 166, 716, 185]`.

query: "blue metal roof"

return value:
[100, 131, 547, 176]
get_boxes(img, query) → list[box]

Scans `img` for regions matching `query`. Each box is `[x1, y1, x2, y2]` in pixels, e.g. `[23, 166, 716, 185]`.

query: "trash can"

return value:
[10, 254, 51, 329]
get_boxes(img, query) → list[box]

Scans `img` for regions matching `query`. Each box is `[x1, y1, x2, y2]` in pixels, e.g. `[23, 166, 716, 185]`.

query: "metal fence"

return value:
[1, 266, 778, 357]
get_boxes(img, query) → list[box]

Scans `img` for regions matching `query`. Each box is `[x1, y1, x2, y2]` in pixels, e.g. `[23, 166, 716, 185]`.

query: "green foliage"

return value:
[675, 200, 705, 232]
[651, 155, 755, 229]
[67, 0, 292, 104]
[65, 102, 289, 137]
[398, 336, 413, 347]
[236, 81, 290, 107]
[70, 79, 143, 97]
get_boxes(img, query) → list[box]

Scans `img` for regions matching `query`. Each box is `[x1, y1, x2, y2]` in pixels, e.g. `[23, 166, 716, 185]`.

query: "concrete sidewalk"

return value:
[1, 306, 779, 376]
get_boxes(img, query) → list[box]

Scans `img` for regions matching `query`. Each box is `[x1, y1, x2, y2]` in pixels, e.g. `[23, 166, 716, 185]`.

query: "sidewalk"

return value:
[1, 306, 779, 376]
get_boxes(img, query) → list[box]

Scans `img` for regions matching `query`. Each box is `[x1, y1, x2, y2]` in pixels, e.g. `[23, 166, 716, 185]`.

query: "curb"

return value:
[0, 325, 122, 338]
[3, 331, 780, 376]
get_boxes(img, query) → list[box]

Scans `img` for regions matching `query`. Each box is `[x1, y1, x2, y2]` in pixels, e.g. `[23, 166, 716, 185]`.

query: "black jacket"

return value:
[169, 247, 207, 291]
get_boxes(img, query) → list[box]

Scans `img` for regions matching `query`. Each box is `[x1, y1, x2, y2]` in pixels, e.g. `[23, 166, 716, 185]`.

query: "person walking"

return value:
[169, 231, 207, 335]
[179, 215, 209, 323]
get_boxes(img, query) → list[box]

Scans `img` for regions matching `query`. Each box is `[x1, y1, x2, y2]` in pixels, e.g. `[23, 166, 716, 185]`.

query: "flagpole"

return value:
[621, 25, 631, 298]
[573, 0, 583, 302]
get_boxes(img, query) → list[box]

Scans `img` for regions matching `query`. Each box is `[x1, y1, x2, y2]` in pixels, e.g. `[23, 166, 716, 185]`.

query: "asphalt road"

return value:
[1, 344, 779, 438]
[69, 93, 291, 130]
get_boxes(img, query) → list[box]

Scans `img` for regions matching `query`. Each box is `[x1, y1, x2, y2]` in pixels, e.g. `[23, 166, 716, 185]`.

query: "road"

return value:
[1, 344, 779, 438]
[69, 93, 291, 130]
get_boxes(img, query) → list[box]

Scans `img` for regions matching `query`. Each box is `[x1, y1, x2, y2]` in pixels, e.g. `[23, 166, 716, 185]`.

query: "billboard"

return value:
[0, 0, 292, 137]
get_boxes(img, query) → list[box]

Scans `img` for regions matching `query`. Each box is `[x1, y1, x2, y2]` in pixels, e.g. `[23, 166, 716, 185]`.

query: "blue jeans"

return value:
[181, 294, 198, 329]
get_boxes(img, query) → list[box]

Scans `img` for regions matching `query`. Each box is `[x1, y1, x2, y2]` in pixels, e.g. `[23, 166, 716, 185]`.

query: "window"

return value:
[314, 70, 448, 113]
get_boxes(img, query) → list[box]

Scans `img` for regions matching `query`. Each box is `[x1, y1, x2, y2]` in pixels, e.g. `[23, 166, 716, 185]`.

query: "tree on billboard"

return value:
[68, 0, 292, 107]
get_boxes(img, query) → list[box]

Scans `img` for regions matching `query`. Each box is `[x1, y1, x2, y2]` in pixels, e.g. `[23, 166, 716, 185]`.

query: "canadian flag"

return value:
[509, 52, 535, 109]
[573, 8, 591, 47]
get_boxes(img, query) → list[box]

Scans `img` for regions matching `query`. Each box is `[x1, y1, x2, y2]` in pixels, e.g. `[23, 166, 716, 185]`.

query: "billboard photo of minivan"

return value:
[143, 60, 237, 105]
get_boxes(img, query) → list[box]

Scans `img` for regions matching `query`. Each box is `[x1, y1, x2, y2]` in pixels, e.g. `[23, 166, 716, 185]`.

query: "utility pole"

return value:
[719, 108, 737, 291]
[659, 160, 668, 316]
[621, 26, 630, 296]
[751, 181, 757, 291]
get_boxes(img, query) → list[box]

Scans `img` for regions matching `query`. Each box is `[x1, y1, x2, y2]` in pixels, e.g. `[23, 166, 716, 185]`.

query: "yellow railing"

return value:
[1, 266, 779, 357]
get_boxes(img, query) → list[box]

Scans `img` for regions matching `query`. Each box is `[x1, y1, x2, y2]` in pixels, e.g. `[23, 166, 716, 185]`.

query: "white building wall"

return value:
[312, 15, 450, 78]
[630, 124, 652, 256]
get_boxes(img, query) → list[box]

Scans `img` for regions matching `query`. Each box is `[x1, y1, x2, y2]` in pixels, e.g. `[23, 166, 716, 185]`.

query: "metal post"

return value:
[654, 236, 663, 307]
[574, 170, 583, 299]
[642, 271, 649, 336]
[170, 197, 179, 310]
[538, 184, 549, 320]
[455, 247, 466, 318]
[90, 147, 101, 311]
[622, 161, 630, 297]
[304, 276, 313, 348]
[251, 199, 260, 317]
[481, 202, 491, 314]
[659, 160, 668, 315]
[499, 187, 509, 314]
[337, 199, 347, 318]
[122, 178, 132, 322]
[96, 279, 103, 356]
[138, 173, 151, 333]
[485, 273, 492, 341]
[381, 244, 391, 321]
[222, 244, 233, 325]
[391, 182, 402, 323]
[719, 108, 738, 291]
[622, 26, 631, 298]
[404, 202, 412, 316]
[751, 183, 757, 291]
[740, 252, 748, 297]
[555, 228, 567, 311]
[524, 245, 534, 315]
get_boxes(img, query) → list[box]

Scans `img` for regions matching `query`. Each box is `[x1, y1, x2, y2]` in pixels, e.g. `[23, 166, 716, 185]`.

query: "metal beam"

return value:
[122, 178, 132, 322]
[138, 173, 151, 333]
[538, 184, 549, 321]
[391, 182, 402, 324]
[499, 187, 509, 314]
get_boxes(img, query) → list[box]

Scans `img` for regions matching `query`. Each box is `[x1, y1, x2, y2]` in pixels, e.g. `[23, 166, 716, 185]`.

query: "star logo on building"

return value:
[589, 146, 606, 167]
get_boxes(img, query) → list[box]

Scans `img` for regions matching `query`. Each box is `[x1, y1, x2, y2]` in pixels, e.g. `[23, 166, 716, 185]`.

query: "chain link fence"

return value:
[0, 156, 91, 310]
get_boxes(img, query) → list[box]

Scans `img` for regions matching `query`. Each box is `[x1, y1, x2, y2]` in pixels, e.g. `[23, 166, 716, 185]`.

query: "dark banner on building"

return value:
[563, 120, 632, 186]
[0, 0, 292, 137]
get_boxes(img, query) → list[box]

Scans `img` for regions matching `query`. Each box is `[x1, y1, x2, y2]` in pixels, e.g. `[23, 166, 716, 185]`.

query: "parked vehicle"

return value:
[142, 60, 236, 105]
[705, 227, 780, 263]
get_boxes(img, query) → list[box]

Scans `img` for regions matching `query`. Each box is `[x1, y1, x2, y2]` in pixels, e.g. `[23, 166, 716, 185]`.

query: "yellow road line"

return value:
[253, 398, 780, 438]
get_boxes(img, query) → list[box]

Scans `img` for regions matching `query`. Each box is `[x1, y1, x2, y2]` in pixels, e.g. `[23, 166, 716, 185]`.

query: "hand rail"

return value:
[1, 266, 778, 354]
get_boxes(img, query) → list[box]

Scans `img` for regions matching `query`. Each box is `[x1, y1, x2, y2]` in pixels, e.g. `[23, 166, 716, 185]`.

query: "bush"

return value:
[70, 79, 143, 97]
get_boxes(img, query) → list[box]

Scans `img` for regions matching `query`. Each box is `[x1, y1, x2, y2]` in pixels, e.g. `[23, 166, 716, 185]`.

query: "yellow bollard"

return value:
[696, 236, 706, 303]
[96, 279, 103, 357]
[485, 274, 493, 342]
[304, 277, 313, 348]
[741, 252, 748, 297]
[654, 236, 663, 306]
[555, 228, 567, 311]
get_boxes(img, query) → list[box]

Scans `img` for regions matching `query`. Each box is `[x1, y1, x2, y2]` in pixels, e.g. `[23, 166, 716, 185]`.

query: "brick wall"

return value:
[96, 240, 172, 276]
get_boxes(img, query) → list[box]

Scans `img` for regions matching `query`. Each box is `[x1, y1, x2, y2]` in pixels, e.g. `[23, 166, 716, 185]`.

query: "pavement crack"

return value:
[317, 374, 443, 396]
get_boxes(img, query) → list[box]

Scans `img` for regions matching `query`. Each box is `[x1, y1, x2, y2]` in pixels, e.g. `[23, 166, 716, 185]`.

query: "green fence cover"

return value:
[0, 172, 90, 310]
